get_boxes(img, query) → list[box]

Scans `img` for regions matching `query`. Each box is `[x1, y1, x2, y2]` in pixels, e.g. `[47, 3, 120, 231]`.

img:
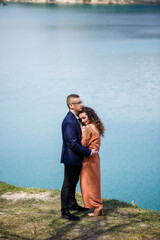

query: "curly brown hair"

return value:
[80, 106, 105, 137]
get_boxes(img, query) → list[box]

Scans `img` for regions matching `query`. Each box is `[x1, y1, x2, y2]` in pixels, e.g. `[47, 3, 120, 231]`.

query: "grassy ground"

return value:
[0, 182, 160, 240]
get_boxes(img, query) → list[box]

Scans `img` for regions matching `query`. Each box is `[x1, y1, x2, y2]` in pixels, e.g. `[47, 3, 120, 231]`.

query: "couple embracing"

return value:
[60, 94, 105, 221]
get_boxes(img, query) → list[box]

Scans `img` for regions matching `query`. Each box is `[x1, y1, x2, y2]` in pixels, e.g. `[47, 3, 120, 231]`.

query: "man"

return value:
[60, 94, 98, 221]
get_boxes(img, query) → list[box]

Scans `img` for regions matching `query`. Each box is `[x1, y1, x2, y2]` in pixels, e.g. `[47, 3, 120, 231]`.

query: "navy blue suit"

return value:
[61, 111, 91, 166]
[60, 111, 91, 213]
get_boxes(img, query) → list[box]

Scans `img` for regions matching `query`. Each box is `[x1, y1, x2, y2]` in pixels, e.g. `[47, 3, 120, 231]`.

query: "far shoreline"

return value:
[1, 0, 160, 5]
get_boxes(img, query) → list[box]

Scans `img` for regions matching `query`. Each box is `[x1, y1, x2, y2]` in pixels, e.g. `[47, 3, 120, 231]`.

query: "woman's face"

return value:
[79, 112, 90, 125]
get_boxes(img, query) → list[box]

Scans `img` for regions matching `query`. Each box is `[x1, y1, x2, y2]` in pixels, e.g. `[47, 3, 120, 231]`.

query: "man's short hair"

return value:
[66, 94, 80, 108]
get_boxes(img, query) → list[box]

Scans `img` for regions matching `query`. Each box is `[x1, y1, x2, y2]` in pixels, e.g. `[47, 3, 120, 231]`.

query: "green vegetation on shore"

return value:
[0, 182, 160, 240]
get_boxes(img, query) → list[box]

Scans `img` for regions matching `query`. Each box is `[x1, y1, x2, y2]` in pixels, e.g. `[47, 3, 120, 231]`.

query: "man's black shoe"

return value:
[69, 204, 90, 212]
[61, 210, 80, 221]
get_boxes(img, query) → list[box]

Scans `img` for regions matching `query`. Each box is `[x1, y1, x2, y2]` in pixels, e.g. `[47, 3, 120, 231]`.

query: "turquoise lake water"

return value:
[0, 3, 160, 211]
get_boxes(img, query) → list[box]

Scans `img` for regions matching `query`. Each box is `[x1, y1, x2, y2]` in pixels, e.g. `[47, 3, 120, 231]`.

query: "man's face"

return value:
[69, 97, 83, 114]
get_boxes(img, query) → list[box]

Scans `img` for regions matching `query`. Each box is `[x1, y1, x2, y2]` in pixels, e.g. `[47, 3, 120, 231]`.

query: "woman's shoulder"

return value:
[88, 124, 99, 134]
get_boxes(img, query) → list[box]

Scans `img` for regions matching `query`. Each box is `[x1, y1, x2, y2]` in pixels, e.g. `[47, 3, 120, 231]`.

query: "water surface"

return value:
[0, 3, 160, 211]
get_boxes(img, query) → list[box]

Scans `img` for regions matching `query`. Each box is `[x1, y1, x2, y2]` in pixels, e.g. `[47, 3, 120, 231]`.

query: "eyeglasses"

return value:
[71, 101, 83, 105]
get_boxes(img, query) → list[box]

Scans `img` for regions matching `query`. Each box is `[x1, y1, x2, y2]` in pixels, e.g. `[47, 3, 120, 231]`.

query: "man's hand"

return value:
[91, 149, 98, 156]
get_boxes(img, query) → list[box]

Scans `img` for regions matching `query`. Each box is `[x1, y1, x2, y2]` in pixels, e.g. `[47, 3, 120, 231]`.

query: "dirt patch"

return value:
[1, 191, 51, 201]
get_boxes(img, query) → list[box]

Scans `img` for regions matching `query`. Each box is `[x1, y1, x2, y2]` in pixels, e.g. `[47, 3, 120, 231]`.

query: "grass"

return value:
[0, 182, 160, 240]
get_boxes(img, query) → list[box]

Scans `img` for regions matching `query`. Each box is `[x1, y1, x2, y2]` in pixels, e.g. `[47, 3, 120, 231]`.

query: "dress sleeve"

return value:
[82, 130, 101, 150]
[81, 136, 89, 147]
[89, 136, 100, 151]
[81, 126, 90, 147]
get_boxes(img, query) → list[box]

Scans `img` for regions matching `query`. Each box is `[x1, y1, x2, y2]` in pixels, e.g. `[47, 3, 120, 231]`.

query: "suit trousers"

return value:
[61, 164, 81, 213]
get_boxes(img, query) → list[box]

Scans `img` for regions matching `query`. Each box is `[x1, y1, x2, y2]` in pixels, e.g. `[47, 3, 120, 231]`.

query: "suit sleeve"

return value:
[63, 122, 91, 157]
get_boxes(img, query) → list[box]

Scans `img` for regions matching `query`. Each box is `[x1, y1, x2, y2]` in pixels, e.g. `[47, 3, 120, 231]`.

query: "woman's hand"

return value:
[82, 125, 92, 140]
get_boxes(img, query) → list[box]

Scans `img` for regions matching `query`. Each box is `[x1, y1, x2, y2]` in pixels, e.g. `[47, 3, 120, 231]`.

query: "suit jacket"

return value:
[61, 111, 91, 166]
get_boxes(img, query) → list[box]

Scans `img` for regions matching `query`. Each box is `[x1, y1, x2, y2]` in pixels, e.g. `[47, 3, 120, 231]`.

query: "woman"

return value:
[79, 107, 105, 217]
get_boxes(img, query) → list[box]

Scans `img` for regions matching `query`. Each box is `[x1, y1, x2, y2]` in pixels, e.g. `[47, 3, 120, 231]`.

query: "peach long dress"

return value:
[80, 126, 103, 209]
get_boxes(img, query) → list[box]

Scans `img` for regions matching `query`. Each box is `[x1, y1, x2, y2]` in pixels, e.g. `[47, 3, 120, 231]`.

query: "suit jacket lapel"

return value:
[68, 111, 81, 133]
